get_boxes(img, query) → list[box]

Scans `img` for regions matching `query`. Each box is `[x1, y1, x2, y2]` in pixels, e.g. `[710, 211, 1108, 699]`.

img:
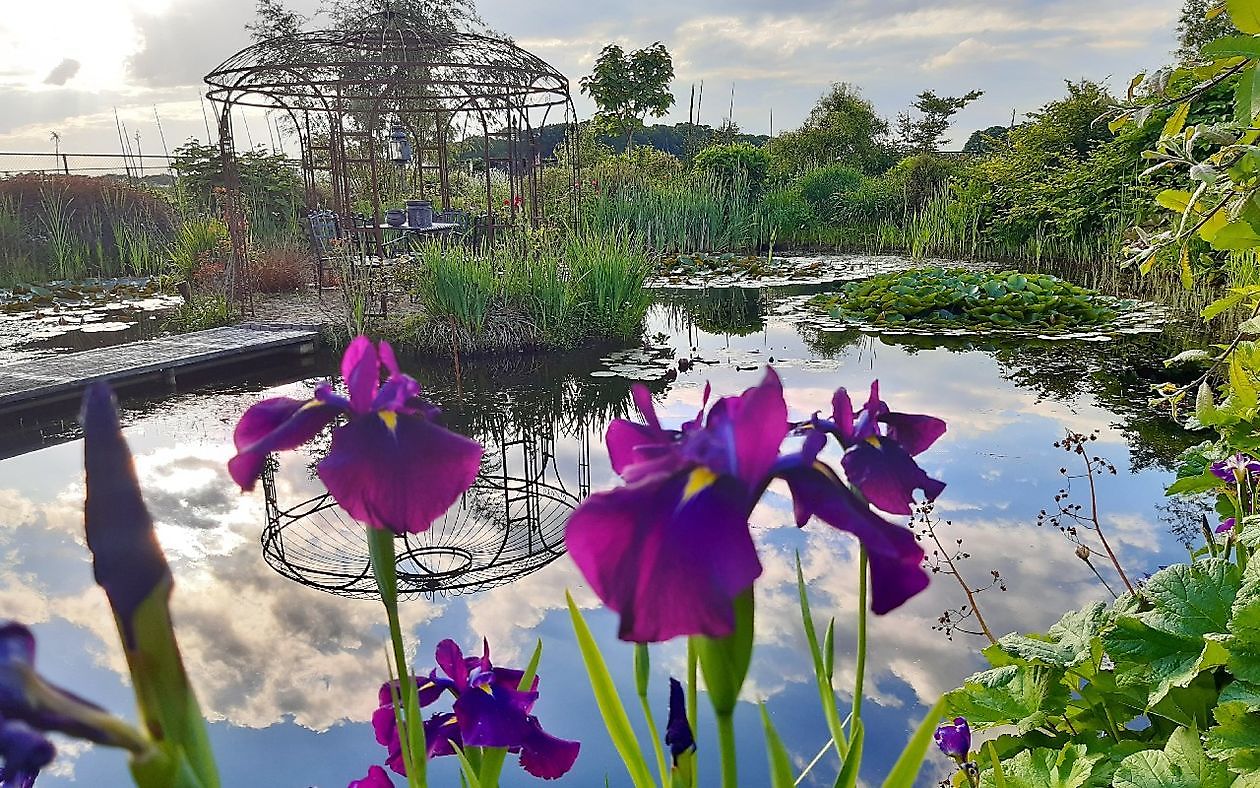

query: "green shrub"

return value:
[693, 143, 770, 196]
[885, 153, 960, 211]
[162, 295, 234, 333]
[796, 164, 866, 218]
[168, 218, 230, 287]
[760, 188, 816, 240]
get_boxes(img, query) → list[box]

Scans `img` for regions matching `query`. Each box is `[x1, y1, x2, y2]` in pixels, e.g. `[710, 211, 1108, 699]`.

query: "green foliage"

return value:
[168, 217, 230, 287]
[796, 164, 865, 217]
[390, 231, 651, 351]
[808, 268, 1123, 329]
[767, 83, 896, 177]
[895, 89, 984, 153]
[943, 551, 1260, 787]
[693, 143, 770, 196]
[580, 42, 675, 149]
[161, 296, 234, 333]
[171, 141, 302, 242]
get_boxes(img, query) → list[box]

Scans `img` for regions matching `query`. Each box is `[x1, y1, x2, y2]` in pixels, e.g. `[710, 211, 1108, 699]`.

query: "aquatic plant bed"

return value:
[647, 251, 982, 289]
[802, 267, 1163, 338]
[0, 277, 183, 364]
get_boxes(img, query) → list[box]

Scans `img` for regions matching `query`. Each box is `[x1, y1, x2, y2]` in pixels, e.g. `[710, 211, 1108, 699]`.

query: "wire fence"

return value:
[0, 152, 178, 180]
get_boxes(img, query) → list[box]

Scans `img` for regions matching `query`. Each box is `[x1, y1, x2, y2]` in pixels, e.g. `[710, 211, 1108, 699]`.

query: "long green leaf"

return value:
[880, 695, 947, 788]
[835, 718, 864, 788]
[987, 740, 1007, 788]
[565, 591, 655, 788]
[759, 704, 795, 788]
[796, 554, 848, 758]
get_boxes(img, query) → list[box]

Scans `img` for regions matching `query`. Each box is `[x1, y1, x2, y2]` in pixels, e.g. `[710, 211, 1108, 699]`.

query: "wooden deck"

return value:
[0, 323, 321, 414]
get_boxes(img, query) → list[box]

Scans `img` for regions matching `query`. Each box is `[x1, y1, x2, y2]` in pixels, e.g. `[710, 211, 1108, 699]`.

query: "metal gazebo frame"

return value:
[203, 10, 580, 296]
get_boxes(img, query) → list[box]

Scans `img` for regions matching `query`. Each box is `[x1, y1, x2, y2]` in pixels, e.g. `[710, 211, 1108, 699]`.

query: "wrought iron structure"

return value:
[203, 10, 580, 293]
[260, 421, 591, 598]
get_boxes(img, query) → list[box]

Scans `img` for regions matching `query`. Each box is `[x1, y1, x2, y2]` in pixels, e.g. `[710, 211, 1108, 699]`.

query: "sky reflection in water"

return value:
[0, 281, 1199, 786]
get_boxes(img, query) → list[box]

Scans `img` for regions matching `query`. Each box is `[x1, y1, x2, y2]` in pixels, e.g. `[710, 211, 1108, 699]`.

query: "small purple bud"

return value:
[1217, 517, 1237, 534]
[934, 717, 971, 762]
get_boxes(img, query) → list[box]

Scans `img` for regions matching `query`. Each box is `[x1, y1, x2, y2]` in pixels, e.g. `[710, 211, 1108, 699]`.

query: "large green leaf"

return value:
[1103, 559, 1241, 707]
[1204, 34, 1260, 58]
[945, 665, 1069, 734]
[1208, 703, 1260, 775]
[1229, 0, 1260, 34]
[1113, 726, 1232, 788]
[977, 744, 1101, 788]
[1228, 558, 1260, 683]
[996, 603, 1107, 669]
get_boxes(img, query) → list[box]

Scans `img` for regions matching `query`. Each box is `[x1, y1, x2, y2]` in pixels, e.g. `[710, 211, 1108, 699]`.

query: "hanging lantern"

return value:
[388, 125, 412, 164]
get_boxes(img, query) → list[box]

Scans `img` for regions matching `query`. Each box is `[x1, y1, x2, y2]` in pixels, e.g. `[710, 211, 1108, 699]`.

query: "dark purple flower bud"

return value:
[0, 718, 54, 788]
[664, 678, 694, 766]
[1218, 517, 1237, 534]
[81, 383, 170, 649]
[934, 717, 971, 762]
[347, 764, 393, 788]
[0, 623, 145, 753]
[229, 337, 483, 535]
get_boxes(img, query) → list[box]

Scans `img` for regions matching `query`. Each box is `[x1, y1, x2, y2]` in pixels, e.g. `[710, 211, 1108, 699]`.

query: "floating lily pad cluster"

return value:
[808, 267, 1125, 329]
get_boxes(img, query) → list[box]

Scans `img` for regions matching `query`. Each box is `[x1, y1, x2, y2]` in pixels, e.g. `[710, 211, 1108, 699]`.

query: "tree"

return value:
[580, 42, 675, 150]
[1174, 0, 1237, 61]
[896, 89, 984, 153]
[246, 0, 306, 42]
[767, 83, 895, 176]
[963, 125, 1010, 155]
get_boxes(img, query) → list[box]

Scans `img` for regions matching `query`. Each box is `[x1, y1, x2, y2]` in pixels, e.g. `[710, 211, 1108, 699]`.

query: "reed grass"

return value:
[390, 230, 653, 352]
[39, 188, 85, 280]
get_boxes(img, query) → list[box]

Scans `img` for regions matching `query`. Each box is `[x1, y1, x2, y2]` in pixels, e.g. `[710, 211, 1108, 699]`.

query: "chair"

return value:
[303, 210, 341, 290]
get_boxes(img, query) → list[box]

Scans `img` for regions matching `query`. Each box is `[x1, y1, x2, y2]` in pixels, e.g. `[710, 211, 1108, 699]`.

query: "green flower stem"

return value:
[368, 527, 426, 788]
[633, 644, 669, 787]
[687, 640, 699, 788]
[715, 710, 738, 788]
[852, 549, 868, 727]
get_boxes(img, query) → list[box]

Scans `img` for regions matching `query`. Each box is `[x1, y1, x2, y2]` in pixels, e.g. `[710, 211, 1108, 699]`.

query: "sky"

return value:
[0, 0, 1186, 159]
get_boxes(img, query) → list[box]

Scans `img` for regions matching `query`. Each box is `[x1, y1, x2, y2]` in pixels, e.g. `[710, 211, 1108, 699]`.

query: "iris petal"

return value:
[777, 461, 928, 614]
[724, 367, 789, 486]
[606, 419, 674, 480]
[878, 412, 947, 457]
[341, 336, 381, 413]
[518, 715, 581, 780]
[841, 440, 945, 516]
[317, 413, 482, 534]
[565, 471, 762, 642]
[347, 764, 394, 788]
[452, 682, 537, 747]
[227, 397, 340, 491]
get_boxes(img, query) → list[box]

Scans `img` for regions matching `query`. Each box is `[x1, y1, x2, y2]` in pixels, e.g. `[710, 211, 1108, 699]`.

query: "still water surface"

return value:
[0, 260, 1201, 786]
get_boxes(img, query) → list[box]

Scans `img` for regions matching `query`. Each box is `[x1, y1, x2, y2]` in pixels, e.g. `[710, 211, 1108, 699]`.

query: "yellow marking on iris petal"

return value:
[480, 684, 493, 694]
[865, 435, 881, 448]
[682, 467, 718, 502]
[418, 680, 435, 692]
[379, 411, 398, 432]
[298, 399, 323, 412]
[444, 716, 459, 726]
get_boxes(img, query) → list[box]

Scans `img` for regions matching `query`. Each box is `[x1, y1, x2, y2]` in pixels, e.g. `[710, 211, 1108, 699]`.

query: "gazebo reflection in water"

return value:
[260, 417, 592, 598]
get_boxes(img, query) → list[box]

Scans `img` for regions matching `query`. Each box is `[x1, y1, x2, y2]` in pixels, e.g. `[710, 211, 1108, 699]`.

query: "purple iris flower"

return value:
[371, 639, 579, 781]
[566, 370, 788, 642]
[814, 382, 947, 516]
[1218, 517, 1237, 534]
[347, 764, 393, 788]
[934, 717, 971, 762]
[228, 336, 483, 534]
[566, 370, 943, 641]
[0, 622, 139, 753]
[664, 678, 694, 766]
[1210, 453, 1260, 484]
[0, 718, 54, 788]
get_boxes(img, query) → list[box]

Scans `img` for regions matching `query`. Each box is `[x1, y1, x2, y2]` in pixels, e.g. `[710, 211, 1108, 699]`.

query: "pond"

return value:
[0, 255, 1203, 786]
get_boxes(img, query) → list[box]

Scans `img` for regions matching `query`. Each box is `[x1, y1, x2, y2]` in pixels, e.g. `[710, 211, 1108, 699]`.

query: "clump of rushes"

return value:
[808, 267, 1127, 329]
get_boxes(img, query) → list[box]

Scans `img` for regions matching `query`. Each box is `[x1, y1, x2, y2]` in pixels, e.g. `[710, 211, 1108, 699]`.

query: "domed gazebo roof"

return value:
[204, 11, 572, 115]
